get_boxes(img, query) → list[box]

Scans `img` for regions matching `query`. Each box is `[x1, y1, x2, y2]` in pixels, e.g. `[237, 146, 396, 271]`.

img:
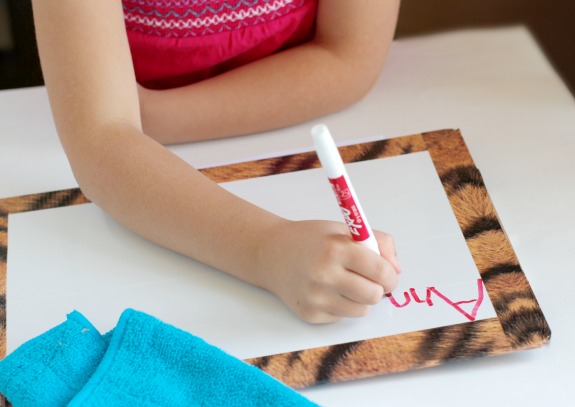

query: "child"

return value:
[31, 0, 402, 324]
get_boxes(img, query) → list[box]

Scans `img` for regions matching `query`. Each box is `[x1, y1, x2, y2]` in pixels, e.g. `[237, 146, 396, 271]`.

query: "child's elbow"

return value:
[337, 57, 386, 108]
[351, 66, 383, 102]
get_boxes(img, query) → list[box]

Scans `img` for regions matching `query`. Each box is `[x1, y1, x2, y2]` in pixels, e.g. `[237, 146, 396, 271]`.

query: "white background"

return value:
[1, 27, 574, 406]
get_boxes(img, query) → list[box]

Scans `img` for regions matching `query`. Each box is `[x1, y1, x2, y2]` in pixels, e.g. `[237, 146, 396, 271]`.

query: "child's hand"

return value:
[256, 219, 401, 324]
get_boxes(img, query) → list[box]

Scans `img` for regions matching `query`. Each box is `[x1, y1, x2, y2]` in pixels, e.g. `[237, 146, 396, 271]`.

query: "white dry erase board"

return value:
[0, 129, 550, 388]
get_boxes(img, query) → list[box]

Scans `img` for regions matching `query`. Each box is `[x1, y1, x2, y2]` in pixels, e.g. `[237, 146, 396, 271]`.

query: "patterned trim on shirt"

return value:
[123, 0, 306, 37]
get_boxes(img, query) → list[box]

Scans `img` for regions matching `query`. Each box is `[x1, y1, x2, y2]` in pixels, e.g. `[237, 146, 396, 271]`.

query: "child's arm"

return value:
[139, 0, 401, 144]
[32, 0, 400, 324]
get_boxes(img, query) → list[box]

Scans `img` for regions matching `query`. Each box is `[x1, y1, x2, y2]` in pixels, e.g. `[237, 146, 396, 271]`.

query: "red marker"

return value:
[312, 124, 380, 254]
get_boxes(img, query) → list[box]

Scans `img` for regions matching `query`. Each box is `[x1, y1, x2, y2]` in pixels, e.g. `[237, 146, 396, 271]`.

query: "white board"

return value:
[7, 151, 496, 359]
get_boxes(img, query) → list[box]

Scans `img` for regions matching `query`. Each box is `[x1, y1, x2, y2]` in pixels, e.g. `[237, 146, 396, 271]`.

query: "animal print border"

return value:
[0, 129, 550, 392]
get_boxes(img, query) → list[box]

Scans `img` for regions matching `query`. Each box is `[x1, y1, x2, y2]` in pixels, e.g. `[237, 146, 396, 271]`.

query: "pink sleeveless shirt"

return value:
[123, 0, 318, 89]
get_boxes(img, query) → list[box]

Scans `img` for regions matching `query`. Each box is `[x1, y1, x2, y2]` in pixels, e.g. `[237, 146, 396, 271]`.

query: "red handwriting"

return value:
[385, 278, 485, 322]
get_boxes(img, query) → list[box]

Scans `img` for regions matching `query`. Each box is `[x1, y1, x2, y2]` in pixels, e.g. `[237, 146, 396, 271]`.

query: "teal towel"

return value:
[0, 311, 109, 406]
[0, 309, 316, 407]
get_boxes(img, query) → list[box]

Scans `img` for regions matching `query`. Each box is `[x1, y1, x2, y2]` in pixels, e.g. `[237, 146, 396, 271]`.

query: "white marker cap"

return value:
[311, 124, 345, 179]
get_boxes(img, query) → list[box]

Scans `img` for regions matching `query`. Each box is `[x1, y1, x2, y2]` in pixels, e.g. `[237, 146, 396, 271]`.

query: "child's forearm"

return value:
[139, 0, 400, 145]
[30, 0, 287, 292]
[138, 43, 371, 144]
[73, 122, 282, 288]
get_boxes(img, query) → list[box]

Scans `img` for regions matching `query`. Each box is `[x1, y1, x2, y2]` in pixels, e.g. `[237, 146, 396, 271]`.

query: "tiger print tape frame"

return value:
[0, 129, 551, 389]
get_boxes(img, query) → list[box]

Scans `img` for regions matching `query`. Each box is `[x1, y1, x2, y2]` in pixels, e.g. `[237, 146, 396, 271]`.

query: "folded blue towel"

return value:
[0, 311, 109, 406]
[0, 309, 317, 407]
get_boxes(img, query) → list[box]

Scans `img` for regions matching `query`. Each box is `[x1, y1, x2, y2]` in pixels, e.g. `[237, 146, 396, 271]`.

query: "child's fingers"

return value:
[323, 293, 373, 319]
[374, 231, 401, 274]
[337, 271, 385, 305]
[295, 289, 370, 323]
[342, 245, 399, 294]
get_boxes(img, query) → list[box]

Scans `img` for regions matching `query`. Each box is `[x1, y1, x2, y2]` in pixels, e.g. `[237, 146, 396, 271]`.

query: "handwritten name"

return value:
[385, 278, 485, 322]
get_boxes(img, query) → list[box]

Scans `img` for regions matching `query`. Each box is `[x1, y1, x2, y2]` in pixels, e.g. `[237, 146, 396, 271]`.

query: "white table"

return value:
[1, 26, 574, 406]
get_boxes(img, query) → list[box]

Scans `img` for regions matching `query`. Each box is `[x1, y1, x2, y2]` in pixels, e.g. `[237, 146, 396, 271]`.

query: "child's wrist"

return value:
[251, 217, 291, 293]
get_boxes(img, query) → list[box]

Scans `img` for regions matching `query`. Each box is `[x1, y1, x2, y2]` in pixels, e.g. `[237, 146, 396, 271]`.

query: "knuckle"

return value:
[321, 238, 346, 262]
[294, 293, 339, 325]
[352, 304, 371, 318]
[301, 309, 340, 324]
[373, 257, 388, 279]
[386, 273, 399, 293]
[383, 232, 395, 243]
[308, 272, 331, 293]
[366, 286, 385, 305]
[379, 232, 394, 244]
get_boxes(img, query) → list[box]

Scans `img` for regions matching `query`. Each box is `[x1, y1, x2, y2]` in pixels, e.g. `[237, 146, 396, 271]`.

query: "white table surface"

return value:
[1, 26, 574, 406]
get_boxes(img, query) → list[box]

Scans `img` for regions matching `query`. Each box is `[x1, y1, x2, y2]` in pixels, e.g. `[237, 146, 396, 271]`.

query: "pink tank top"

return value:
[123, 0, 318, 89]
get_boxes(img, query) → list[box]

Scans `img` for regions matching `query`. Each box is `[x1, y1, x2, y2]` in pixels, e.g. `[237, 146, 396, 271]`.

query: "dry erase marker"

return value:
[312, 124, 380, 254]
